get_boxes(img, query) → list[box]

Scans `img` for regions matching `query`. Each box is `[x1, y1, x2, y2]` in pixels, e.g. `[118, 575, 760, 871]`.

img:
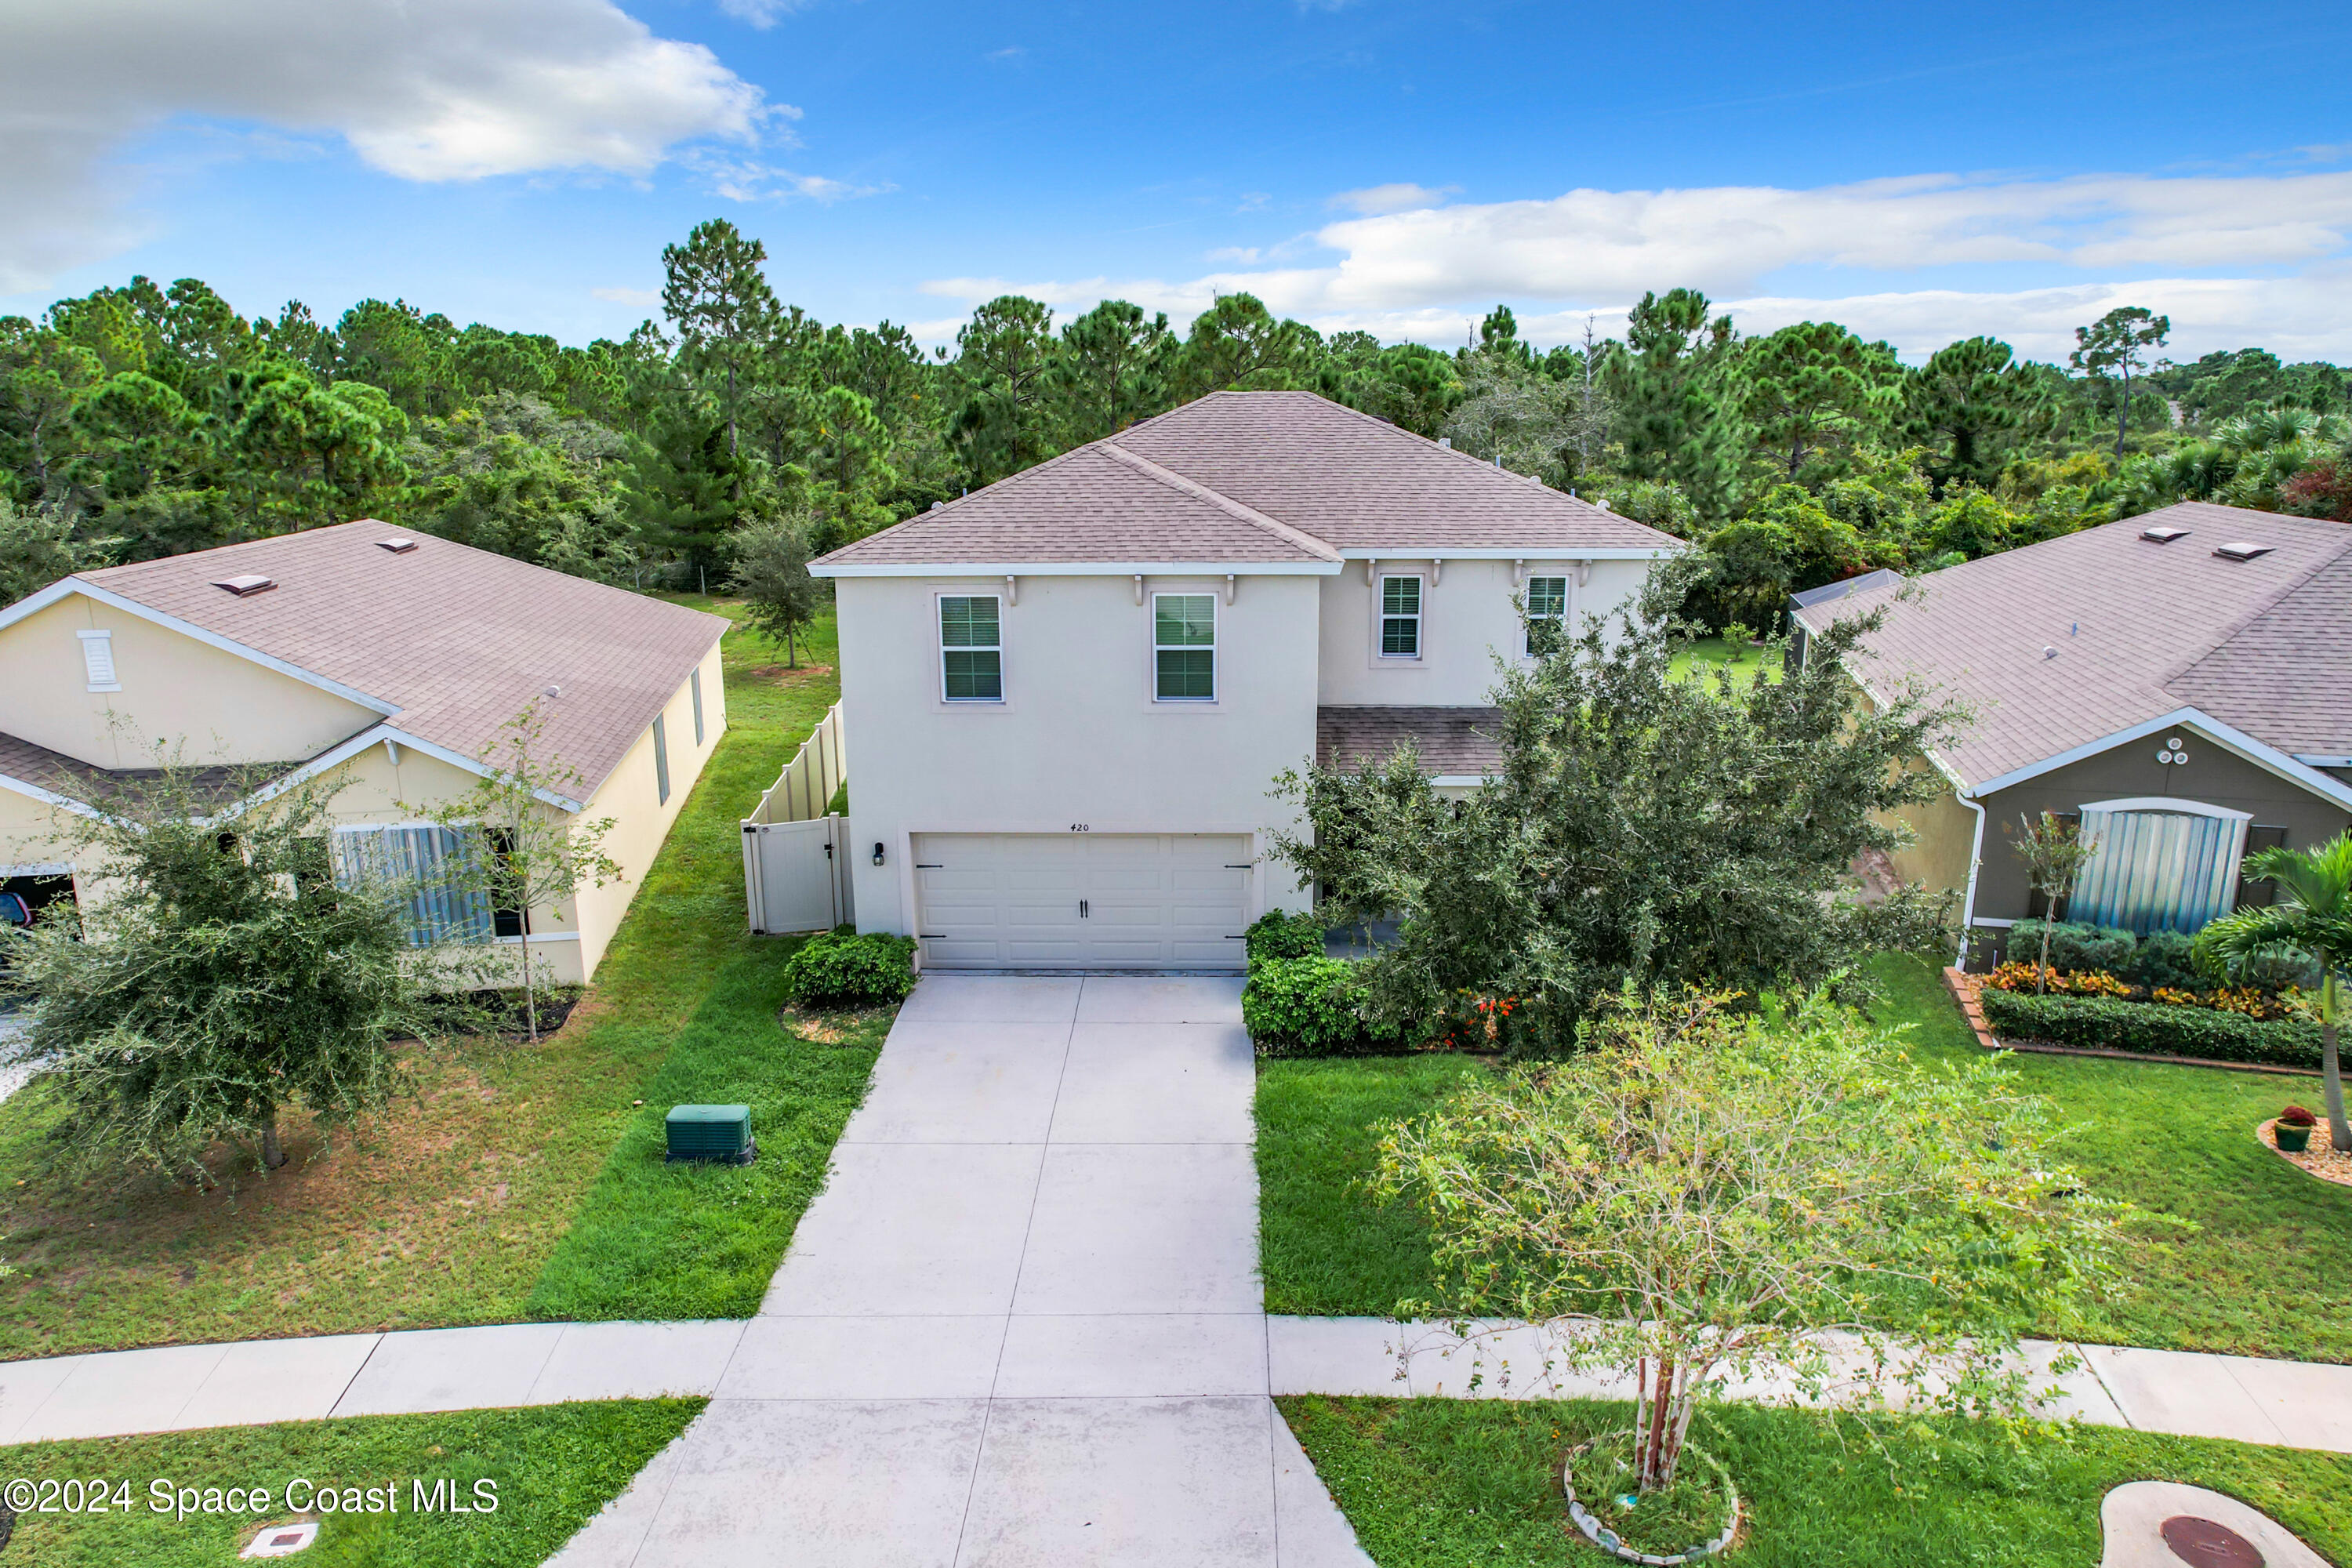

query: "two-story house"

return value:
[810, 390, 1683, 971]
[0, 521, 730, 985]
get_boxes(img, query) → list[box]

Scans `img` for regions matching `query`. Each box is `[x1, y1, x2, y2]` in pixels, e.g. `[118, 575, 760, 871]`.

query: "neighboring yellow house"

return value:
[0, 520, 730, 985]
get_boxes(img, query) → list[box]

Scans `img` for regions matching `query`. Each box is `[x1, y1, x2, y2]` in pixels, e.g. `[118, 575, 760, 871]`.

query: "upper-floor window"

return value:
[939, 595, 1004, 701]
[1524, 575, 1569, 656]
[1379, 575, 1422, 659]
[1154, 593, 1216, 701]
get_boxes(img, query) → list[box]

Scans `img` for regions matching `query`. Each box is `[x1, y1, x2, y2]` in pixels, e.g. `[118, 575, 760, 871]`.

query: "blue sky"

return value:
[5, 0, 2350, 361]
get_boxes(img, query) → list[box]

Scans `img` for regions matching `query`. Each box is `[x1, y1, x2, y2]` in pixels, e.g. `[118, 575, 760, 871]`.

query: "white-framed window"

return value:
[691, 667, 704, 745]
[1379, 575, 1422, 659]
[78, 629, 119, 692]
[1153, 593, 1216, 701]
[2071, 797, 2252, 935]
[653, 713, 670, 804]
[1523, 575, 1569, 656]
[327, 823, 494, 947]
[938, 594, 1004, 702]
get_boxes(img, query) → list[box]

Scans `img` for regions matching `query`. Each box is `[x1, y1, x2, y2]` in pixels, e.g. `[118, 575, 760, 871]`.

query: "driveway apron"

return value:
[548, 974, 1372, 1568]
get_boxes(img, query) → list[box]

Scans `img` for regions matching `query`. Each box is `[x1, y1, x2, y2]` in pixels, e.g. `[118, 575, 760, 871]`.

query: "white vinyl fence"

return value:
[742, 702, 855, 934]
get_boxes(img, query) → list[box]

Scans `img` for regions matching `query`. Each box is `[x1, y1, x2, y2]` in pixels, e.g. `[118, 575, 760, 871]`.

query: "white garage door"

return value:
[912, 833, 1253, 970]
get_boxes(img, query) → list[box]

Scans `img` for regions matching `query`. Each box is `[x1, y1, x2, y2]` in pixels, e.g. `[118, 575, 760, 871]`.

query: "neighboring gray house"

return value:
[1792, 501, 2352, 960]
[811, 390, 1683, 970]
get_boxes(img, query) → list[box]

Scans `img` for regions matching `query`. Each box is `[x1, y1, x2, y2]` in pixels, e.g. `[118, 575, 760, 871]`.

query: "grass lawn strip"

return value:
[2, 1398, 700, 1567]
[1280, 1395, 2352, 1568]
[0, 604, 875, 1356]
[1253, 953, 2352, 1361]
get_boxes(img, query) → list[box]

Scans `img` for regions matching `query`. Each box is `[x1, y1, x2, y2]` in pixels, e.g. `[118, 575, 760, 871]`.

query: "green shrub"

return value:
[1243, 956, 1396, 1057]
[2130, 928, 2204, 991]
[1980, 986, 2322, 1069]
[1245, 909, 1327, 965]
[2011, 919, 2136, 976]
[778, 928, 917, 1007]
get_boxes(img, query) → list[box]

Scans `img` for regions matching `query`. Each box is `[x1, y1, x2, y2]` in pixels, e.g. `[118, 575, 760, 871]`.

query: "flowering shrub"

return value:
[1986, 964, 2313, 1020]
[2280, 1104, 2320, 1129]
[1984, 962, 2130, 997]
[1432, 993, 1523, 1051]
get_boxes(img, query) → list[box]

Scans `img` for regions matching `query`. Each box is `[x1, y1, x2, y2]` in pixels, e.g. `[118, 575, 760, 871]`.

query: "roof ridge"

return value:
[1095, 439, 1343, 561]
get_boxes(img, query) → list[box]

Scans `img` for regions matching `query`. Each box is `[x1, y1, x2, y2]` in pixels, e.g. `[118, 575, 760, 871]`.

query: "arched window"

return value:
[2069, 798, 2252, 935]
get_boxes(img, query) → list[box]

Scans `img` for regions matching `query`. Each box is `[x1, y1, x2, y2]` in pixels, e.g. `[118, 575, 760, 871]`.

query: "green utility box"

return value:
[665, 1104, 756, 1165]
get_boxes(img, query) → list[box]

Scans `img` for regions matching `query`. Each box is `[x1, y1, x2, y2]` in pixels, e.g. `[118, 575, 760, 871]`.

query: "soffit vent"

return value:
[2212, 541, 2274, 561]
[2140, 525, 2189, 543]
[211, 574, 277, 597]
[377, 536, 419, 554]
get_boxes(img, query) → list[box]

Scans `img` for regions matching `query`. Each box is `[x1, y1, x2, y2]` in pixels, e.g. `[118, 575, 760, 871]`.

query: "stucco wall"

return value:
[1970, 729, 2351, 923]
[0, 592, 380, 768]
[837, 572, 1323, 935]
[1314, 557, 1651, 706]
[571, 637, 727, 977]
[1885, 767, 1979, 897]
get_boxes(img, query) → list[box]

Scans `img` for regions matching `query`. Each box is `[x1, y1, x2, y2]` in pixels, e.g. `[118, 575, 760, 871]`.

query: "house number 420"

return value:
[1069, 823, 1091, 832]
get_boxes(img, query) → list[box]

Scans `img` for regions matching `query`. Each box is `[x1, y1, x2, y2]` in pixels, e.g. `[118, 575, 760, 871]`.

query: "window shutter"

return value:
[2237, 825, 2289, 908]
[78, 630, 118, 691]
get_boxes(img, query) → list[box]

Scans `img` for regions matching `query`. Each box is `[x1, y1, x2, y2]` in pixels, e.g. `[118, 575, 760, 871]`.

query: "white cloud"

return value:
[591, 285, 662, 307]
[1327, 182, 1459, 216]
[0, 0, 777, 292]
[682, 151, 888, 204]
[918, 169, 2352, 361]
[717, 0, 811, 26]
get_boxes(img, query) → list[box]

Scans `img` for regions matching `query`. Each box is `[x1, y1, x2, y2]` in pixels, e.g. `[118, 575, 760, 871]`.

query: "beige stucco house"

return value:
[810, 390, 1684, 971]
[1791, 500, 2352, 964]
[0, 521, 730, 985]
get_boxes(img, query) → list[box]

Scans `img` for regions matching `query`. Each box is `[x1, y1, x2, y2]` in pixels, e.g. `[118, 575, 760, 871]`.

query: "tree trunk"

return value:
[2325, 972, 2347, 1154]
[522, 935, 541, 1045]
[2038, 921, 2053, 993]
[2114, 366, 2131, 464]
[1639, 1354, 1677, 1489]
[260, 1112, 287, 1171]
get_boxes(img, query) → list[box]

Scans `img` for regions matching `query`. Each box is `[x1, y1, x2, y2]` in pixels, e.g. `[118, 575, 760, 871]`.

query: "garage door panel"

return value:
[913, 832, 1249, 970]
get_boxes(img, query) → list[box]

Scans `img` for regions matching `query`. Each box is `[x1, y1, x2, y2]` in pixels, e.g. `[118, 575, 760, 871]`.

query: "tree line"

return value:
[3, 218, 2347, 622]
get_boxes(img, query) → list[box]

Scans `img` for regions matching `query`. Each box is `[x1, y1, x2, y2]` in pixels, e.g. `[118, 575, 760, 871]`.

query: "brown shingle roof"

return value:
[1794, 502, 2352, 789]
[72, 522, 728, 799]
[815, 390, 1680, 571]
[0, 729, 293, 808]
[1318, 706, 1506, 776]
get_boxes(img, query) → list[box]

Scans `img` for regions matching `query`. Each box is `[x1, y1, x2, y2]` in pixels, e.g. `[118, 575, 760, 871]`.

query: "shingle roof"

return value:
[0, 729, 289, 808]
[815, 390, 1681, 570]
[68, 522, 729, 798]
[1318, 706, 1506, 776]
[1792, 502, 2352, 789]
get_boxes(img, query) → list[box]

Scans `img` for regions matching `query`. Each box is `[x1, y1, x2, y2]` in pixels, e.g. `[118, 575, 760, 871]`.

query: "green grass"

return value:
[1255, 1054, 1477, 1316]
[1668, 635, 1780, 684]
[1281, 1395, 2352, 1567]
[0, 603, 877, 1354]
[1, 1399, 700, 1566]
[1253, 953, 2352, 1360]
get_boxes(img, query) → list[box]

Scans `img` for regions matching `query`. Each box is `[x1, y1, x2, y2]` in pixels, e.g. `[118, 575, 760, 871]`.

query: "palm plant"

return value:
[2198, 833, 2352, 1152]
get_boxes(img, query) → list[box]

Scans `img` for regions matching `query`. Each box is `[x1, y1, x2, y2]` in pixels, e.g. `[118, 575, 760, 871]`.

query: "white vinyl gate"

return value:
[744, 815, 856, 934]
[742, 702, 855, 935]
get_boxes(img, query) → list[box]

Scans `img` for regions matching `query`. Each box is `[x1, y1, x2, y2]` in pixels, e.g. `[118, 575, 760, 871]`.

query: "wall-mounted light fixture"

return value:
[872, 841, 887, 866]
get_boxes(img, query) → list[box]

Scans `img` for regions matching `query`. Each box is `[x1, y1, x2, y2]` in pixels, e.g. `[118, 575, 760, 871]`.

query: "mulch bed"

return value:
[1940, 967, 2318, 1079]
[2256, 1118, 2352, 1189]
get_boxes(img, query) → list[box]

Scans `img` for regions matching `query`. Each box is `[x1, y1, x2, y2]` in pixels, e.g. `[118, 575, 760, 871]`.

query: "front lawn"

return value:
[1253, 953, 2352, 1360]
[1282, 1395, 2352, 1567]
[2, 1399, 699, 1566]
[0, 604, 880, 1356]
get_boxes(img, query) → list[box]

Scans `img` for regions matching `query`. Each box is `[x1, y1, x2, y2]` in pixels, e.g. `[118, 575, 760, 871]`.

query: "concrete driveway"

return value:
[0, 1011, 31, 1110]
[550, 973, 1370, 1568]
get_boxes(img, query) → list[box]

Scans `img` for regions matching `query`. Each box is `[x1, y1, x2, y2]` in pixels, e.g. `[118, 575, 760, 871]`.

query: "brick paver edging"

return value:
[1939, 967, 2317, 1080]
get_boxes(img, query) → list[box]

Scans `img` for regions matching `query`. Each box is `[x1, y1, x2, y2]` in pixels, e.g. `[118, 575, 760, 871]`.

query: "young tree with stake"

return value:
[434, 702, 622, 1043]
[2014, 811, 2100, 992]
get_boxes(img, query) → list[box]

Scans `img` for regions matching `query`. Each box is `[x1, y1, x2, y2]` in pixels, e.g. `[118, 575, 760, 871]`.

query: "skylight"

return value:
[211, 574, 277, 597]
[2140, 525, 2189, 543]
[377, 537, 419, 554]
[2212, 542, 2274, 561]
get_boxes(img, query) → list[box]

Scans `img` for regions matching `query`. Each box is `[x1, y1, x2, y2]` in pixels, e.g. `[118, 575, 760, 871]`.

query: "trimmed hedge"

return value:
[1243, 955, 1399, 1058]
[779, 928, 918, 1007]
[1980, 986, 2325, 1070]
[1245, 909, 1327, 965]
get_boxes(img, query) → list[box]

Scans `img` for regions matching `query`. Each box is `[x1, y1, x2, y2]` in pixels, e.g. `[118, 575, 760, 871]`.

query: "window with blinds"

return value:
[328, 824, 494, 946]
